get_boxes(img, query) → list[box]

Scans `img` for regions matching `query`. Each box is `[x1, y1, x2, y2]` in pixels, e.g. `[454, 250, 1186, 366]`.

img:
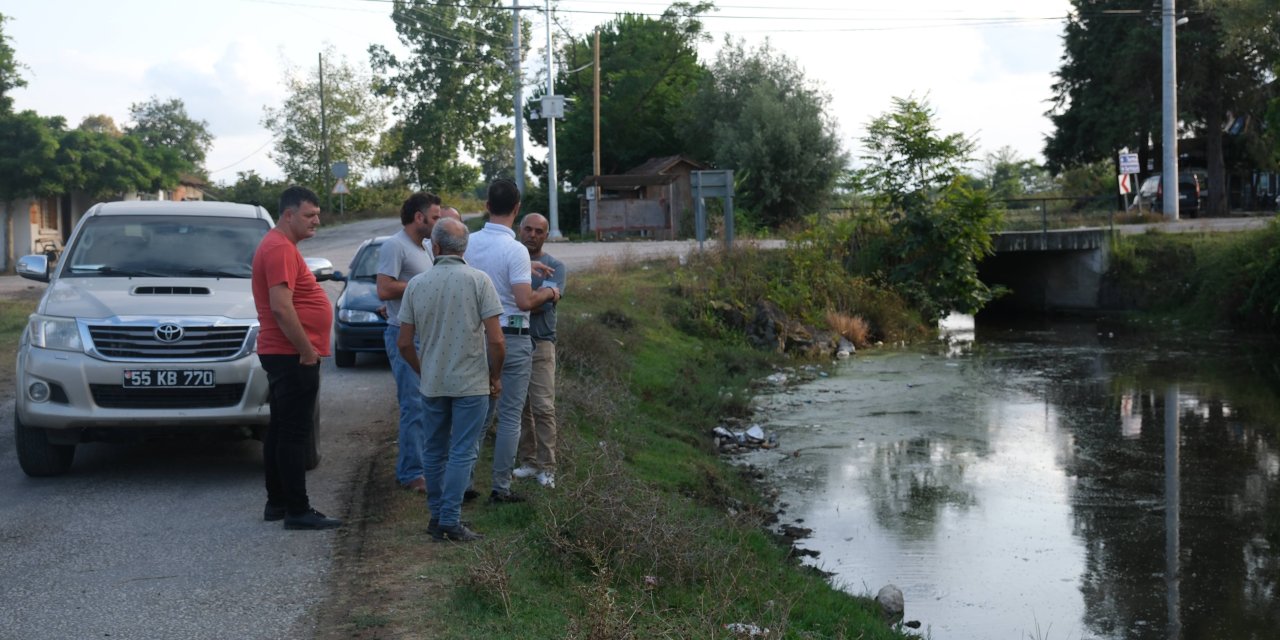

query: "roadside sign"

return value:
[332, 178, 349, 195]
[1118, 153, 1140, 175]
[331, 162, 349, 179]
[1118, 174, 1132, 195]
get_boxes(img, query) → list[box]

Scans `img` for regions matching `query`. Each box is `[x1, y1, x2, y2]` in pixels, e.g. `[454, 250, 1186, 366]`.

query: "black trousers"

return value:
[259, 354, 319, 515]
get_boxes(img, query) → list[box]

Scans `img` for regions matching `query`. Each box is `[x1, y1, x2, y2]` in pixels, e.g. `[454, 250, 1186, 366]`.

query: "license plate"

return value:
[123, 369, 215, 388]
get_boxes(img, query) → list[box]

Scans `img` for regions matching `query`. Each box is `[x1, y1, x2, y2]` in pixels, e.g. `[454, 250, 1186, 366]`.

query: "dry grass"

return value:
[465, 538, 520, 617]
[825, 310, 870, 347]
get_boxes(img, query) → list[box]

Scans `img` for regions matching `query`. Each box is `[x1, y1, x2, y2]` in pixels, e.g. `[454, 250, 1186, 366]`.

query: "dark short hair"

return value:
[486, 179, 521, 216]
[400, 192, 442, 225]
[279, 186, 320, 215]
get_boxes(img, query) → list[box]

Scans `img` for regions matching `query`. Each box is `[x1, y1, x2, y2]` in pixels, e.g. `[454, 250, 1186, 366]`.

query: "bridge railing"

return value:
[996, 196, 1125, 233]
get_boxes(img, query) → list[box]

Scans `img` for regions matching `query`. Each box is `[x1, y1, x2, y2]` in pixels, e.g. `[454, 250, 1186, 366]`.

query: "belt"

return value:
[502, 326, 530, 336]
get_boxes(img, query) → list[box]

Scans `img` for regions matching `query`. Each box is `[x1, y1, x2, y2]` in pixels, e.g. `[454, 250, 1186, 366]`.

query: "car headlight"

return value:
[338, 309, 382, 324]
[27, 315, 84, 352]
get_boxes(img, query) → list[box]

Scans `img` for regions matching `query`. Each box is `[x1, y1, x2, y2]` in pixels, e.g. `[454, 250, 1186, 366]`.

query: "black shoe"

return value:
[432, 523, 484, 542]
[427, 518, 473, 537]
[488, 489, 526, 504]
[283, 508, 342, 530]
[463, 489, 480, 503]
[263, 503, 287, 522]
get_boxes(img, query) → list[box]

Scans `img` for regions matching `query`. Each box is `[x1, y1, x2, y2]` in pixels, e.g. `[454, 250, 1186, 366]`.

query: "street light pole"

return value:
[1161, 0, 1179, 221]
[545, 0, 562, 238]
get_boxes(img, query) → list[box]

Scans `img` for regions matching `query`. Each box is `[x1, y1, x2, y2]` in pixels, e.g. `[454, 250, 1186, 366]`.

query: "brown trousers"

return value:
[518, 339, 557, 470]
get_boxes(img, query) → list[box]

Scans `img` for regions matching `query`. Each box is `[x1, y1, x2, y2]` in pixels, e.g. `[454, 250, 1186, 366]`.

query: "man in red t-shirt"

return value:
[251, 186, 340, 530]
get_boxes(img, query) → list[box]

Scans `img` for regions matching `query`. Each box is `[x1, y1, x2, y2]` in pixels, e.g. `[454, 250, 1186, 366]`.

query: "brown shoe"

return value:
[401, 477, 427, 494]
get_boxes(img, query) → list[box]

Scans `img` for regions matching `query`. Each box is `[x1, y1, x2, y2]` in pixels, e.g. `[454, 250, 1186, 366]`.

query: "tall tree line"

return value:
[1046, 0, 1279, 215]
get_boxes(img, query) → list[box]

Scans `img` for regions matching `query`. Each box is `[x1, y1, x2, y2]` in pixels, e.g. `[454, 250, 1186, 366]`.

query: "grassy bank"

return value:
[1103, 220, 1280, 330]
[318, 253, 920, 639]
[0, 290, 39, 392]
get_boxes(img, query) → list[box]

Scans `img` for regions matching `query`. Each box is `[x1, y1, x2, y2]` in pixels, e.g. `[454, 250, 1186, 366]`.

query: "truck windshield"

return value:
[64, 215, 271, 278]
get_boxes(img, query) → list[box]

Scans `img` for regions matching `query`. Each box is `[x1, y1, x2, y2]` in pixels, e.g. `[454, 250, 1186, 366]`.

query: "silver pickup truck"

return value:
[14, 200, 333, 476]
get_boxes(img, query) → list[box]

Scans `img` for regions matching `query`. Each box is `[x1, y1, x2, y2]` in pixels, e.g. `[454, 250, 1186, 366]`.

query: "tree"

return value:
[1045, 1, 1162, 175]
[77, 114, 123, 137]
[854, 96, 975, 212]
[0, 12, 25, 113]
[0, 110, 61, 201]
[125, 96, 213, 174]
[979, 146, 1053, 201]
[854, 97, 1001, 321]
[686, 38, 846, 228]
[262, 46, 387, 197]
[527, 3, 711, 186]
[370, 0, 517, 192]
[54, 130, 160, 199]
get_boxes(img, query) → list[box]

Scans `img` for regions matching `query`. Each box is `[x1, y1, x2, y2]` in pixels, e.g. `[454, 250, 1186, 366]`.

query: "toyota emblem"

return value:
[154, 323, 184, 343]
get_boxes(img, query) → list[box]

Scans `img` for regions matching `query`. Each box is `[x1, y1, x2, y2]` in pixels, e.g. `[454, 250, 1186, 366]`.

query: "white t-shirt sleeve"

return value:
[506, 243, 532, 286]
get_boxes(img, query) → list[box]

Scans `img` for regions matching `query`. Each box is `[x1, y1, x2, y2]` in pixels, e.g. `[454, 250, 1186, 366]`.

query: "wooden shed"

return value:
[580, 155, 706, 239]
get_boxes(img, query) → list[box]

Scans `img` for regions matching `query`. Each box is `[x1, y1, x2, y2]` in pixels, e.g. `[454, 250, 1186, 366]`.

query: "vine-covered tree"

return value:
[370, 0, 517, 192]
[685, 38, 846, 228]
[263, 46, 387, 196]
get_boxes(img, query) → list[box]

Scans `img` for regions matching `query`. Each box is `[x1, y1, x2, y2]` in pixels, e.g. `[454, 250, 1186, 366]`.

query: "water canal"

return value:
[743, 317, 1279, 639]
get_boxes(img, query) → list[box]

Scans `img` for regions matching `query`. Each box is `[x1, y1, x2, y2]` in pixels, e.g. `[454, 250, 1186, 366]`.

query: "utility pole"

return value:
[1161, 0, 1179, 221]
[319, 52, 331, 212]
[512, 5, 527, 195]
[593, 29, 600, 178]
[545, 0, 562, 238]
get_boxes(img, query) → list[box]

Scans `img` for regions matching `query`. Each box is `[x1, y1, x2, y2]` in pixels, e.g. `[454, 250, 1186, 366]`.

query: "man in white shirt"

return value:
[377, 192, 442, 493]
[464, 179, 560, 503]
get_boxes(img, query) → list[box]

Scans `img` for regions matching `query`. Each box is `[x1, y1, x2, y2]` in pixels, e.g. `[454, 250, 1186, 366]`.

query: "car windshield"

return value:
[64, 215, 271, 278]
[349, 242, 383, 280]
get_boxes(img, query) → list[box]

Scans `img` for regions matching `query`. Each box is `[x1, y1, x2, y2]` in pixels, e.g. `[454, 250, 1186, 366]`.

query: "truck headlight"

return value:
[27, 315, 83, 352]
[339, 309, 381, 324]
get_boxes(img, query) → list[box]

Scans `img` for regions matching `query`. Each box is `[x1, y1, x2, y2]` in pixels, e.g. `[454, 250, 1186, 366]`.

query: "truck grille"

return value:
[88, 325, 251, 359]
[90, 384, 247, 409]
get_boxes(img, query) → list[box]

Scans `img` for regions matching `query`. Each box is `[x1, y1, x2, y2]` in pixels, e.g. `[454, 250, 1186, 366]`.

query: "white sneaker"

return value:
[512, 465, 539, 479]
[536, 471, 556, 488]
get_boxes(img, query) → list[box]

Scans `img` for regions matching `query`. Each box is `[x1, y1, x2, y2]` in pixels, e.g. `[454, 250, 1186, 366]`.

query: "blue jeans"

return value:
[483, 334, 534, 493]
[422, 394, 489, 527]
[384, 324, 426, 485]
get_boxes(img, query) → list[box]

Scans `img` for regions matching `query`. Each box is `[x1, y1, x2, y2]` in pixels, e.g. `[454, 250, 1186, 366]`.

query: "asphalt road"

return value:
[0, 216, 726, 640]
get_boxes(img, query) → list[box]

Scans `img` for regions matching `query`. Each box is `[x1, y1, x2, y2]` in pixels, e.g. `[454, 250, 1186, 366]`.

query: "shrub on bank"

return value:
[1104, 221, 1280, 329]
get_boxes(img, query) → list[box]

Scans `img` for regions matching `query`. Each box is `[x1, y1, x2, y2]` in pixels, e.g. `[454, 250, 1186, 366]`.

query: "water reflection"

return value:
[746, 319, 1280, 639]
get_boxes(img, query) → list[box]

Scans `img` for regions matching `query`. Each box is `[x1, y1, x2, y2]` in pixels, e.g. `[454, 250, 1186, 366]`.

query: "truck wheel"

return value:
[334, 348, 355, 368]
[305, 403, 321, 470]
[14, 411, 75, 477]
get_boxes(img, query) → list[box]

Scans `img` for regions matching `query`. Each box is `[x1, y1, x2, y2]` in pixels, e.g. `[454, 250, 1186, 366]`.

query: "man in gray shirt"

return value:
[378, 192, 441, 493]
[512, 213, 566, 489]
[398, 218, 505, 542]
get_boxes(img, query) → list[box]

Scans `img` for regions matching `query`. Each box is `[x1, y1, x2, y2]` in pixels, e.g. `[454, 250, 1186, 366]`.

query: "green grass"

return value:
[321, 256, 918, 639]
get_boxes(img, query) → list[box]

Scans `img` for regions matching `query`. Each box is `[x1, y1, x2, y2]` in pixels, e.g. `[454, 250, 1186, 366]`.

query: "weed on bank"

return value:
[320, 253, 919, 639]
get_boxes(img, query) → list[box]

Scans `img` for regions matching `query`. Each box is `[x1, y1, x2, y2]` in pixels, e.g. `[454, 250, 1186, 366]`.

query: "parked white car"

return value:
[13, 201, 333, 476]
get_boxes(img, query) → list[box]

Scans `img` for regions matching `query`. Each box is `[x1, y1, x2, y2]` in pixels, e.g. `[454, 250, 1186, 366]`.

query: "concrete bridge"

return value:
[981, 228, 1112, 312]
[980, 217, 1273, 313]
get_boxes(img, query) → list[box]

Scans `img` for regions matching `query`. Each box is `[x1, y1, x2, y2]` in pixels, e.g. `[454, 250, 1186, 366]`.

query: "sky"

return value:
[3, 0, 1073, 184]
